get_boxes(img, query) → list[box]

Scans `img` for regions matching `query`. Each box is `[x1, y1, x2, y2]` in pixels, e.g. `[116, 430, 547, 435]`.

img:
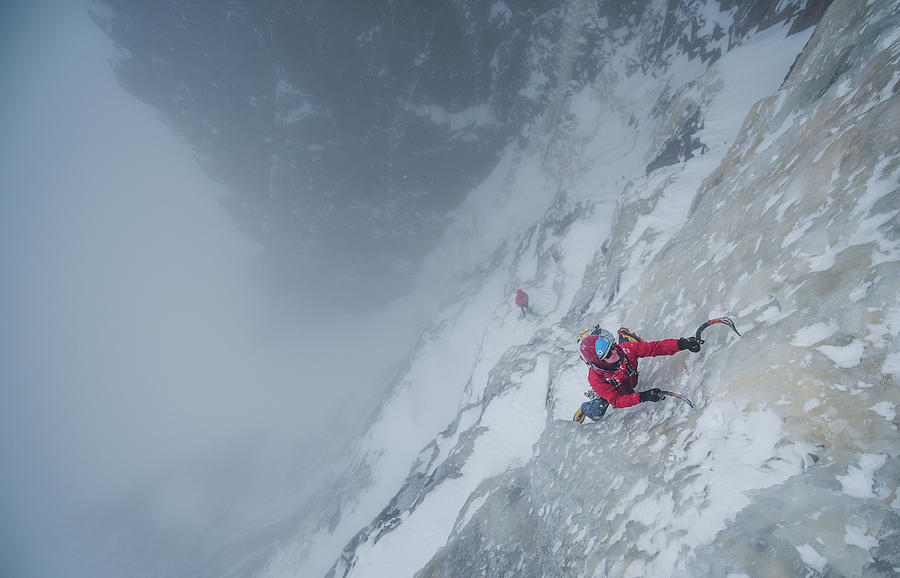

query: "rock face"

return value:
[400, 0, 900, 576]
[91, 0, 824, 309]
[76, 0, 900, 576]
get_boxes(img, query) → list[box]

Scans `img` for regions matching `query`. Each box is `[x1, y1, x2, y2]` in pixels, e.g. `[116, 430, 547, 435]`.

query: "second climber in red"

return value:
[515, 289, 529, 318]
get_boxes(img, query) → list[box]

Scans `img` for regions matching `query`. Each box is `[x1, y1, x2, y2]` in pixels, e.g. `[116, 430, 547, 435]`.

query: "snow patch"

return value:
[791, 322, 836, 347]
[869, 401, 895, 421]
[795, 543, 828, 572]
[837, 454, 889, 499]
[815, 340, 865, 368]
[844, 525, 879, 551]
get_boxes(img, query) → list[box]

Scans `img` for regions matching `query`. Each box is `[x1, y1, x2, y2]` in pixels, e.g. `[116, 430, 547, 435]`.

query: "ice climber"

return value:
[515, 289, 529, 318]
[573, 327, 702, 423]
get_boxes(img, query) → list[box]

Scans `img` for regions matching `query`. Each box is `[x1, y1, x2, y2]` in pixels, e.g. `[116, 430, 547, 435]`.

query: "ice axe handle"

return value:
[663, 390, 695, 409]
[694, 317, 741, 344]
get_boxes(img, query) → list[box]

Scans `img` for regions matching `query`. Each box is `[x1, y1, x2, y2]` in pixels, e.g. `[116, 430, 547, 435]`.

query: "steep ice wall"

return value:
[419, 0, 900, 576]
[258, 1, 897, 577]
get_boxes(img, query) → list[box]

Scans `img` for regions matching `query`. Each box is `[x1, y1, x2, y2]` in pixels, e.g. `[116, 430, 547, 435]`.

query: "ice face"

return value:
[330, 1, 900, 577]
[26, 0, 896, 576]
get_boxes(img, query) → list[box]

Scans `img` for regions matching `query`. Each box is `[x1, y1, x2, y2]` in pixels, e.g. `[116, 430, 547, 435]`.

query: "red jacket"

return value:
[515, 290, 529, 307]
[587, 339, 681, 408]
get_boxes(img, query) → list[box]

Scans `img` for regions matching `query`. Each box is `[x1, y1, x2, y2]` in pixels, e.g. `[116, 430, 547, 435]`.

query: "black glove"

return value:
[678, 337, 702, 352]
[639, 388, 664, 403]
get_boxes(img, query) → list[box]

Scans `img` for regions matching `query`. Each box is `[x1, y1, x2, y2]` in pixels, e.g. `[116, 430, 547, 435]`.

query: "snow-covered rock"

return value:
[286, 1, 899, 576]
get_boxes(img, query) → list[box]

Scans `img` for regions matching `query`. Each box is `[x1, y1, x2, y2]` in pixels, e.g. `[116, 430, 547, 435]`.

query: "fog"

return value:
[0, 2, 420, 575]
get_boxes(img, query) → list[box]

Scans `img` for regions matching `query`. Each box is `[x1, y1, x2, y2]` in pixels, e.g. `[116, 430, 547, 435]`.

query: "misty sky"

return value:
[1, 1, 422, 575]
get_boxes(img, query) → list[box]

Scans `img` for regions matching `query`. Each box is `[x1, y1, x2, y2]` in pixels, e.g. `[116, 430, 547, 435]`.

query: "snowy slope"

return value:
[260, 1, 899, 577]
[421, 1, 900, 576]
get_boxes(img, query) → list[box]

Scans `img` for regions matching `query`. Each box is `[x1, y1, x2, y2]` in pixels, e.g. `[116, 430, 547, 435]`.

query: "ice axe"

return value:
[660, 391, 694, 408]
[658, 318, 739, 411]
[694, 317, 741, 344]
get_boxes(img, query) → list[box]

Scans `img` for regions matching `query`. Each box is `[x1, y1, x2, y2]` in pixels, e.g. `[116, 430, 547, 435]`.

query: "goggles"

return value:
[583, 338, 618, 371]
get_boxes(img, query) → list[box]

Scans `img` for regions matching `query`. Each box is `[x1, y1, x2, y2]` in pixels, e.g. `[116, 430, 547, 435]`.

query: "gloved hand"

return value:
[639, 388, 664, 402]
[678, 337, 702, 352]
